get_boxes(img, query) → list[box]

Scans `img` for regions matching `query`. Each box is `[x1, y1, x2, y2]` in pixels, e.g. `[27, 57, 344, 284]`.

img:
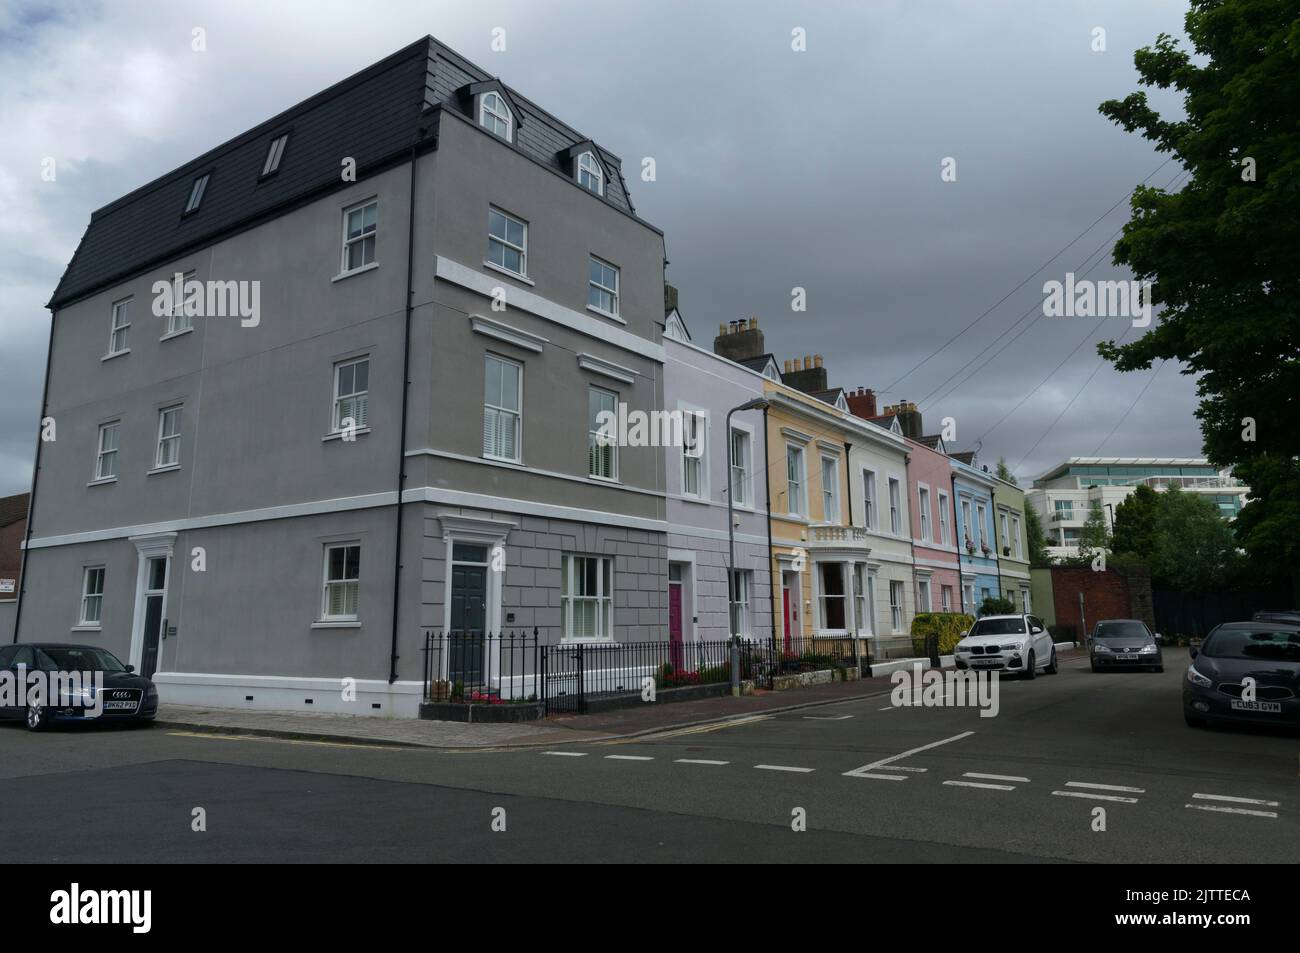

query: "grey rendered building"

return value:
[16, 37, 669, 716]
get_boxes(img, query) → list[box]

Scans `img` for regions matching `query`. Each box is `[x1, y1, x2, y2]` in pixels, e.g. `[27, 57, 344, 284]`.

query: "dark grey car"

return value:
[1089, 619, 1163, 672]
[1183, 622, 1300, 729]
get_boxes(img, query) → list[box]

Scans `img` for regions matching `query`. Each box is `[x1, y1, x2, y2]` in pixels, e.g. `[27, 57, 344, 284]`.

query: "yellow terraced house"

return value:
[762, 363, 913, 661]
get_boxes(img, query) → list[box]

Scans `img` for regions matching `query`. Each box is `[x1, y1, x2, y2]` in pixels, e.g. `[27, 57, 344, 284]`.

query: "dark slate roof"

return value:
[917, 435, 944, 450]
[811, 388, 844, 406]
[49, 36, 643, 310]
[867, 413, 898, 428]
[738, 354, 777, 373]
[0, 493, 30, 529]
[950, 451, 977, 466]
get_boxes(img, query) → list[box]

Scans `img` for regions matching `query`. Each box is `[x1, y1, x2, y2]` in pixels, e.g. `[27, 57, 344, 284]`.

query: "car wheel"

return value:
[1184, 712, 1208, 729]
[1045, 647, 1058, 675]
[1024, 650, 1036, 680]
[1090, 660, 1099, 672]
[25, 703, 48, 732]
[1155, 666, 1164, 673]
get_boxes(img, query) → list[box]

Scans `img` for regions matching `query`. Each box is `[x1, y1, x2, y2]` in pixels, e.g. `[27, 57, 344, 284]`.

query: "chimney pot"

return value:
[814, 354, 823, 369]
[749, 317, 758, 330]
[719, 323, 726, 336]
[783, 359, 792, 373]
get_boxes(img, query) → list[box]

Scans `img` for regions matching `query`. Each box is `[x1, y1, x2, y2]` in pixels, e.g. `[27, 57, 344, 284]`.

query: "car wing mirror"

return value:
[1188, 646, 1198, 659]
[125, 664, 135, 673]
[958, 631, 968, 640]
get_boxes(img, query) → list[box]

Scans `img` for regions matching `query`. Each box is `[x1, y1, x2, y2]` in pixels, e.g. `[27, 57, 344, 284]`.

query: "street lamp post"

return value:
[726, 397, 770, 696]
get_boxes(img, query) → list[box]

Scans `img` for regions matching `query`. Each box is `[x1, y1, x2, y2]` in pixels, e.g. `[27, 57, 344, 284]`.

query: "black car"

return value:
[0, 643, 158, 731]
[1088, 619, 1163, 672]
[1183, 622, 1300, 729]
[1252, 609, 1300, 626]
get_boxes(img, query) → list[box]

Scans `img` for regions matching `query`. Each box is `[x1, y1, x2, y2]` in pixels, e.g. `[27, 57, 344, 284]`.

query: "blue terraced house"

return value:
[950, 456, 1001, 615]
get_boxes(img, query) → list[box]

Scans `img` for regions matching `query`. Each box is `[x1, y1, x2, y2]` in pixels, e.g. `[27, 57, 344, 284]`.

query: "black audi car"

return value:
[1088, 619, 1163, 672]
[0, 643, 158, 731]
[1183, 622, 1300, 729]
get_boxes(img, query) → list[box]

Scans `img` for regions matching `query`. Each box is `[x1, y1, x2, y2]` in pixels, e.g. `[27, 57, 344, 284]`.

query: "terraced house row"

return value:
[13, 37, 1030, 716]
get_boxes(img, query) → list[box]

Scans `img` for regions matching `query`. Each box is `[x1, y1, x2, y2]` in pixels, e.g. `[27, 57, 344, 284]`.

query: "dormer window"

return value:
[577, 151, 603, 195]
[184, 173, 209, 215]
[262, 134, 288, 176]
[479, 91, 513, 141]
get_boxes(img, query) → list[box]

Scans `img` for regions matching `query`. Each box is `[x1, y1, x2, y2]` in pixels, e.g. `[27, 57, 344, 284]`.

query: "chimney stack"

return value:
[664, 283, 679, 315]
[846, 387, 878, 421]
[782, 353, 829, 394]
[883, 400, 923, 440]
[713, 316, 766, 363]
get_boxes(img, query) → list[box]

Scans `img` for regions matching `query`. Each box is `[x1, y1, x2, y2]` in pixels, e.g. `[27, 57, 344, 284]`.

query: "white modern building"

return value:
[1026, 457, 1249, 559]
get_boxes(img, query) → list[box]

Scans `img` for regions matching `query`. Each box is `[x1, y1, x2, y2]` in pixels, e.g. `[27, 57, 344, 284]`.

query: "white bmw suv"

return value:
[954, 614, 1058, 678]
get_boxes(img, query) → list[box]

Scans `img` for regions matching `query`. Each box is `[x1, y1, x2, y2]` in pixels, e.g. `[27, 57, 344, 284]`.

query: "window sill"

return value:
[332, 262, 379, 283]
[482, 261, 534, 286]
[160, 327, 194, 342]
[483, 453, 521, 465]
[585, 304, 626, 325]
[87, 477, 117, 487]
[587, 474, 622, 486]
[101, 349, 130, 362]
[322, 427, 371, 442]
[312, 620, 360, 629]
[147, 464, 181, 476]
[70, 625, 102, 633]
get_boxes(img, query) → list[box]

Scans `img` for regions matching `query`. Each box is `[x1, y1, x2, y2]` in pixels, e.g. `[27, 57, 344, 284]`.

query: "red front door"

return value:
[669, 581, 684, 670]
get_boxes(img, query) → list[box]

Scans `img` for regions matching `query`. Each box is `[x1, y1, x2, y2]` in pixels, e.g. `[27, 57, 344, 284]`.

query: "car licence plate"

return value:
[104, 700, 137, 711]
[1117, 654, 1140, 660]
[972, 658, 1001, 667]
[1230, 699, 1281, 713]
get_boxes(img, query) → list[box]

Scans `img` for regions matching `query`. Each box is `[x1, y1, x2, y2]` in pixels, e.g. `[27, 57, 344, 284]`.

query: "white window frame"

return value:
[262, 133, 288, 176]
[561, 554, 614, 641]
[1000, 512, 1010, 554]
[79, 566, 105, 627]
[94, 420, 119, 481]
[729, 425, 753, 509]
[976, 503, 989, 548]
[332, 356, 369, 434]
[861, 468, 877, 530]
[154, 405, 182, 469]
[917, 484, 932, 542]
[165, 270, 196, 336]
[728, 569, 752, 638]
[852, 565, 871, 635]
[588, 387, 619, 482]
[341, 199, 378, 274]
[321, 542, 361, 622]
[184, 173, 209, 214]
[917, 576, 932, 614]
[963, 581, 975, 612]
[941, 585, 953, 613]
[577, 151, 603, 194]
[1012, 516, 1023, 560]
[487, 207, 528, 277]
[961, 499, 973, 546]
[587, 255, 620, 317]
[889, 580, 904, 634]
[818, 561, 849, 633]
[483, 353, 522, 463]
[681, 410, 707, 499]
[786, 444, 807, 517]
[108, 297, 132, 356]
[888, 477, 902, 535]
[938, 491, 950, 545]
[479, 91, 513, 140]
[821, 455, 840, 523]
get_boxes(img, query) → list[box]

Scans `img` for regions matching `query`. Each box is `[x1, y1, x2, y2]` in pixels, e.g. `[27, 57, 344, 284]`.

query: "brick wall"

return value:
[1048, 565, 1154, 636]
[0, 515, 25, 598]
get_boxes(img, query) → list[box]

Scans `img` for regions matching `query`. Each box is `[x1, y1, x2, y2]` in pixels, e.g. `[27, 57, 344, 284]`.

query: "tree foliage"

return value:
[1111, 484, 1161, 558]
[1098, 0, 1300, 596]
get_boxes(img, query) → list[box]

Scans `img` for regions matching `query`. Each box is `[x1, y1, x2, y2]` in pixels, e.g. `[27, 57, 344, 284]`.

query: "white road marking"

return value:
[1192, 793, 1279, 807]
[944, 780, 1016, 791]
[964, 772, 1030, 783]
[542, 751, 587, 757]
[605, 754, 653, 761]
[755, 764, 815, 773]
[1185, 803, 1278, 819]
[803, 714, 853, 720]
[1065, 781, 1145, 793]
[844, 730, 974, 777]
[674, 758, 729, 765]
[878, 706, 897, 711]
[1051, 790, 1139, 804]
[851, 773, 909, 781]
[893, 766, 928, 773]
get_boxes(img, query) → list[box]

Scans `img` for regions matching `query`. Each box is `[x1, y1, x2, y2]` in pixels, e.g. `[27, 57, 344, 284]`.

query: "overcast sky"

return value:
[0, 0, 1198, 497]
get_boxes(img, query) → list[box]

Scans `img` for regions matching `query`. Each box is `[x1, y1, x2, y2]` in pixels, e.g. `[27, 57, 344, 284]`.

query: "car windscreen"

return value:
[1094, 622, 1150, 640]
[36, 647, 127, 672]
[970, 618, 1025, 636]
[1202, 628, 1300, 663]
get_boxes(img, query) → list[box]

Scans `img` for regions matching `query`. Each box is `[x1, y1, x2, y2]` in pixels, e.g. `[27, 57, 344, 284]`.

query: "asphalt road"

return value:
[0, 650, 1295, 863]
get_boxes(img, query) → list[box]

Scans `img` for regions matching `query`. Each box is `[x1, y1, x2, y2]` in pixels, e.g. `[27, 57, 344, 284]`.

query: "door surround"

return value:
[437, 514, 516, 637]
[127, 532, 176, 672]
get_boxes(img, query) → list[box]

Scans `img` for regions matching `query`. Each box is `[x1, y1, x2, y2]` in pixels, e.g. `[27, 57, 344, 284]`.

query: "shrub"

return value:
[978, 595, 1016, 617]
[910, 612, 976, 656]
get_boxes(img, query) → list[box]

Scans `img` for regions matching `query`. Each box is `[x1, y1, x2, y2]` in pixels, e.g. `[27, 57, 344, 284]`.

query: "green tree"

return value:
[1079, 498, 1111, 555]
[1098, 0, 1300, 599]
[995, 458, 1016, 484]
[1024, 504, 1051, 568]
[1148, 487, 1242, 591]
[978, 595, 1015, 617]
[1111, 484, 1161, 558]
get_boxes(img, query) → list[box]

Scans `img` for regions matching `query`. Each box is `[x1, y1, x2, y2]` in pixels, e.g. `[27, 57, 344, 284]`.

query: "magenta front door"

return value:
[669, 581, 684, 670]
